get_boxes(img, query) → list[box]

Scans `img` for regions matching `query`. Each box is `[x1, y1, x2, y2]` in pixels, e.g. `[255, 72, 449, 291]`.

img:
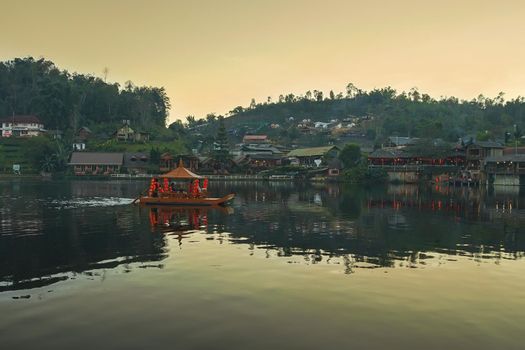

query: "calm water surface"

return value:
[1, 180, 524, 349]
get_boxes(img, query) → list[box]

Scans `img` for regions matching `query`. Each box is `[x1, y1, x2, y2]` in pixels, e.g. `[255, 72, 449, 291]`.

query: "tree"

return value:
[212, 117, 231, 162]
[346, 83, 359, 98]
[329, 90, 335, 100]
[305, 90, 313, 100]
[514, 124, 522, 152]
[206, 113, 217, 124]
[339, 144, 361, 169]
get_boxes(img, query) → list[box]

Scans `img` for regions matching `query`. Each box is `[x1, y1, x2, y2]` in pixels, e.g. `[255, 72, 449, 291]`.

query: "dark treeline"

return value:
[225, 84, 525, 141]
[0, 57, 170, 131]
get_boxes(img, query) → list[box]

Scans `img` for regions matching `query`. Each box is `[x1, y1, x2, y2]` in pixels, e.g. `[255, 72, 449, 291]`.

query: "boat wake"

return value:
[47, 197, 134, 209]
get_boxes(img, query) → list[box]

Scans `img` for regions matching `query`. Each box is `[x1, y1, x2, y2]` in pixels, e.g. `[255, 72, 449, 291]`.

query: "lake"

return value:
[1, 180, 524, 349]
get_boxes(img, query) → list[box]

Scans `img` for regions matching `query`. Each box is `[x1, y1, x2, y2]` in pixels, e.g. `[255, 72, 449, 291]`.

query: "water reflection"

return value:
[211, 182, 525, 271]
[0, 180, 524, 293]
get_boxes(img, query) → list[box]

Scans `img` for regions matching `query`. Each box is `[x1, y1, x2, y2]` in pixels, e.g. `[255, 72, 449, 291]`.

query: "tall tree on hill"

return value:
[212, 117, 231, 162]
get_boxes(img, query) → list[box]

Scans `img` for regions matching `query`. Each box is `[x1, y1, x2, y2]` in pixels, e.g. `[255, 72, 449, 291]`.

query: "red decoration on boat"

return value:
[136, 159, 235, 206]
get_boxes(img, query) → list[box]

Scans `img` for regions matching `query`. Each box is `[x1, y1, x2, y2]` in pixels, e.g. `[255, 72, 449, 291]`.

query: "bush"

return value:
[343, 165, 388, 184]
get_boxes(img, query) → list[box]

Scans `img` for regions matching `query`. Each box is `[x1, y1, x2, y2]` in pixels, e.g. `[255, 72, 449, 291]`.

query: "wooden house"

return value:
[76, 126, 92, 141]
[69, 152, 123, 176]
[286, 146, 340, 167]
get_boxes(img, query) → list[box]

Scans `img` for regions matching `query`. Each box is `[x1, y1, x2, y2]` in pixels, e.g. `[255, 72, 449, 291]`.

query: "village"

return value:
[1, 114, 524, 186]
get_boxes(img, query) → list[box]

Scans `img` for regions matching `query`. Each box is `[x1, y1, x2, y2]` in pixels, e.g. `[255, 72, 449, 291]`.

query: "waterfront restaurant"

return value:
[367, 147, 465, 167]
[69, 152, 124, 176]
[483, 154, 525, 186]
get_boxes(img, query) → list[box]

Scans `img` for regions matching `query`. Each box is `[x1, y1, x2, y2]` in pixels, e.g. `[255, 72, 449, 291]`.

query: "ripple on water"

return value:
[44, 197, 134, 209]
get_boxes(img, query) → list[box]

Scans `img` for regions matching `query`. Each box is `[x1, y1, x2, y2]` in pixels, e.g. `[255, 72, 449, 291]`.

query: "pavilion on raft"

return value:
[148, 159, 208, 198]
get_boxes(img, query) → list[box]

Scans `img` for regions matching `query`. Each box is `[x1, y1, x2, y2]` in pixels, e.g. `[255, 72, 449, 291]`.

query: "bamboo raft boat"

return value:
[134, 160, 235, 206]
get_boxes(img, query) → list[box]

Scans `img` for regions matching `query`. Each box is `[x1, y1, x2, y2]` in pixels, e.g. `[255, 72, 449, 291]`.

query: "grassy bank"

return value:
[0, 138, 37, 174]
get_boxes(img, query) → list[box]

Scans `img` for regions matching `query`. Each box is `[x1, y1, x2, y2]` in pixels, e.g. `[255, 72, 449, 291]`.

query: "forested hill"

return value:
[0, 57, 170, 131]
[223, 86, 525, 142]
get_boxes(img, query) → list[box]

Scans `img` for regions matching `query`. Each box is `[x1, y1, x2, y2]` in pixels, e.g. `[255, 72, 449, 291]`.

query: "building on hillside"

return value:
[236, 144, 283, 156]
[286, 146, 340, 167]
[76, 126, 92, 141]
[113, 120, 150, 142]
[242, 134, 269, 144]
[229, 143, 284, 171]
[72, 127, 92, 151]
[69, 152, 123, 176]
[0, 115, 45, 137]
[123, 152, 151, 175]
[114, 123, 135, 142]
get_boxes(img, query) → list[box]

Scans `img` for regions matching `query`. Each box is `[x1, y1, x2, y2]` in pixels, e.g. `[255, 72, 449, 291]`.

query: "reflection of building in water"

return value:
[216, 183, 525, 271]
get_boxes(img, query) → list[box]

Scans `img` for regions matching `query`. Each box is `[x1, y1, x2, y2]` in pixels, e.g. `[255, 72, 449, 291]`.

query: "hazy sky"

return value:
[1, 0, 524, 123]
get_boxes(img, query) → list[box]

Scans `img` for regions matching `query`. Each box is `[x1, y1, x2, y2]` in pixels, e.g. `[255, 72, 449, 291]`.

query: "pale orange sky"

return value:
[1, 0, 524, 123]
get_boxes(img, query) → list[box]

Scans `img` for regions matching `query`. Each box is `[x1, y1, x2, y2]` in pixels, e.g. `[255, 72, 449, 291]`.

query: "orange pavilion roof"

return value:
[162, 159, 202, 179]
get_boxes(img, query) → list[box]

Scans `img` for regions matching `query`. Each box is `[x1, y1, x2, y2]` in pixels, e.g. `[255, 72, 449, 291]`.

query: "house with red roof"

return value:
[0, 115, 45, 137]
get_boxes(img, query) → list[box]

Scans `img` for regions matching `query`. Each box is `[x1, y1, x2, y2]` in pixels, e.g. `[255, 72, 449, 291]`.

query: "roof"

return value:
[287, 146, 339, 158]
[243, 135, 268, 141]
[472, 141, 504, 148]
[123, 152, 150, 168]
[246, 154, 282, 160]
[0, 115, 42, 124]
[503, 147, 525, 155]
[241, 145, 283, 155]
[78, 126, 92, 133]
[387, 136, 419, 146]
[162, 159, 202, 179]
[368, 148, 405, 159]
[69, 152, 123, 165]
[485, 154, 525, 163]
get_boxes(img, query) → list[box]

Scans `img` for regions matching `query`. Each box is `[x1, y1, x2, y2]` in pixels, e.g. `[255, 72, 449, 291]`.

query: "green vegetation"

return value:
[338, 144, 388, 184]
[343, 165, 388, 185]
[212, 117, 231, 162]
[0, 136, 67, 174]
[2, 57, 524, 177]
[222, 83, 525, 144]
[338, 144, 361, 168]
[0, 57, 170, 131]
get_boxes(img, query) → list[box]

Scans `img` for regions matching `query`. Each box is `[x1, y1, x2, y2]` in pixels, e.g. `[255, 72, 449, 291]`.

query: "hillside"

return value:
[218, 87, 525, 145]
[0, 57, 170, 131]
